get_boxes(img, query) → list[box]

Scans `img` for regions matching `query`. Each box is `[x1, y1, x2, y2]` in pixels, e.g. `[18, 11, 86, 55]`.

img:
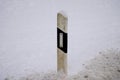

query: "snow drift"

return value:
[4, 49, 120, 80]
[69, 49, 120, 80]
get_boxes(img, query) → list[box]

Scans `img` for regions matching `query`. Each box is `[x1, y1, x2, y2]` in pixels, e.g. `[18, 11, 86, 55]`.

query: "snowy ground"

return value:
[0, 0, 120, 80]
[4, 49, 120, 80]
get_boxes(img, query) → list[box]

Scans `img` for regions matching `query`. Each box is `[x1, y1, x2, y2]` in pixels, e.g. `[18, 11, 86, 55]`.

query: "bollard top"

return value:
[57, 11, 68, 33]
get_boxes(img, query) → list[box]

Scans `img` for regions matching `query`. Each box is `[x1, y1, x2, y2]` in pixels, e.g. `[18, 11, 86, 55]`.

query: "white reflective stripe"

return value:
[59, 33, 63, 48]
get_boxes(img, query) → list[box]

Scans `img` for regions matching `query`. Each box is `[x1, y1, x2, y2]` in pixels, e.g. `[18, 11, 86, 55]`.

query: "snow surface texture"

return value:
[4, 49, 120, 80]
[69, 49, 120, 80]
[0, 0, 120, 79]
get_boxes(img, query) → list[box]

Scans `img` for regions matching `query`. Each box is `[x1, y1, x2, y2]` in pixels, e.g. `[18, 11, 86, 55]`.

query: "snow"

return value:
[4, 49, 120, 80]
[69, 49, 120, 80]
[0, 0, 120, 80]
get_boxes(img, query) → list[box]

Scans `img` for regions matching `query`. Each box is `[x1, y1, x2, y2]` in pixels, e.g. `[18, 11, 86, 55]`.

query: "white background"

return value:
[0, 0, 120, 79]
